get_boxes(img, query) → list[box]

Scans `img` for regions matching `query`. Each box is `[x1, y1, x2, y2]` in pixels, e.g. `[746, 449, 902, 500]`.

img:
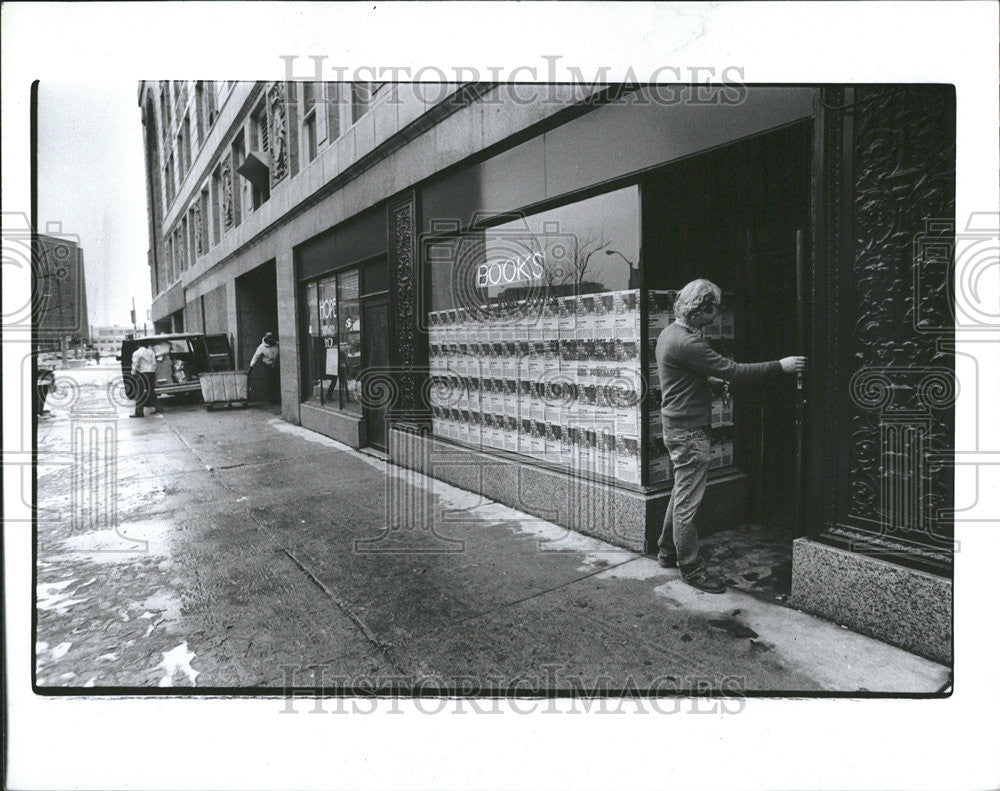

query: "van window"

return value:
[205, 334, 230, 355]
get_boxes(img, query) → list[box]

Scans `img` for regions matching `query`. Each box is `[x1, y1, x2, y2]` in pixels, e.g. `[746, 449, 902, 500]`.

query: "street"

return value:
[34, 366, 949, 693]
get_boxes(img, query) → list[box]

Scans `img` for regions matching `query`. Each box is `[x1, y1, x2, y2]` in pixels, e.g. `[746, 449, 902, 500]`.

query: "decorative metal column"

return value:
[808, 85, 956, 573]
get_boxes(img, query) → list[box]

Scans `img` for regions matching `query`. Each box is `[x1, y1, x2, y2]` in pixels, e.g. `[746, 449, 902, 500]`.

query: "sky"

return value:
[37, 81, 151, 330]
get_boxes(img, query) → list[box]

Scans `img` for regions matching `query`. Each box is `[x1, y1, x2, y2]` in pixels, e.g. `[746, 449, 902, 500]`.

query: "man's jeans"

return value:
[657, 426, 711, 574]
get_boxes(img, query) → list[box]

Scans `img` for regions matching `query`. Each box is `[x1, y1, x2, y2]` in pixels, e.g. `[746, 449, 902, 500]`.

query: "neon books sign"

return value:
[476, 251, 545, 288]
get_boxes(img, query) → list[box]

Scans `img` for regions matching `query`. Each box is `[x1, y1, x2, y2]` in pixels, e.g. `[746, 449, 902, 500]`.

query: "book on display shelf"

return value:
[595, 429, 616, 479]
[615, 433, 641, 484]
[501, 341, 517, 379]
[558, 295, 577, 337]
[576, 428, 595, 474]
[503, 380, 518, 417]
[502, 415, 517, 451]
[468, 410, 482, 447]
[594, 293, 615, 337]
[518, 418, 533, 456]
[528, 419, 546, 459]
[577, 295, 596, 337]
[540, 298, 559, 337]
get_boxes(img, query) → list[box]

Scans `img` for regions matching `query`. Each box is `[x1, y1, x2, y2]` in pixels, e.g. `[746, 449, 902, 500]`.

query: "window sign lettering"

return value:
[476, 251, 546, 288]
[427, 185, 640, 318]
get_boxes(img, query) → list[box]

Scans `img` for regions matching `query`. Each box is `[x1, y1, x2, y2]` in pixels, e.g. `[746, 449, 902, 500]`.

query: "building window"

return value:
[304, 113, 317, 162]
[165, 236, 173, 286]
[302, 82, 316, 113]
[301, 268, 361, 413]
[182, 114, 192, 174]
[176, 132, 185, 179]
[211, 166, 222, 243]
[325, 82, 343, 139]
[174, 225, 185, 276]
[247, 101, 271, 209]
[199, 189, 209, 255]
[230, 133, 245, 226]
[252, 102, 269, 154]
[302, 81, 318, 162]
[188, 209, 198, 266]
[206, 80, 217, 126]
[194, 82, 205, 146]
[196, 80, 217, 141]
[165, 154, 175, 206]
[350, 82, 371, 125]
[159, 85, 170, 142]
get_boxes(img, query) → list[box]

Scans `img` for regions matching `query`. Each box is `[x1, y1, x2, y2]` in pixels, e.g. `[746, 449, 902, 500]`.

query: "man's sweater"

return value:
[656, 322, 781, 428]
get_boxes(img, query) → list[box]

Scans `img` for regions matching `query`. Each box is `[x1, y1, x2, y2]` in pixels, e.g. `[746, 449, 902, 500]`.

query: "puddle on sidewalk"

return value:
[698, 524, 794, 603]
[55, 520, 175, 562]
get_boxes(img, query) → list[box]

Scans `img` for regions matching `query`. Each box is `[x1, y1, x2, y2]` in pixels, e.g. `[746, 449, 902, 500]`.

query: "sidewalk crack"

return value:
[279, 547, 402, 672]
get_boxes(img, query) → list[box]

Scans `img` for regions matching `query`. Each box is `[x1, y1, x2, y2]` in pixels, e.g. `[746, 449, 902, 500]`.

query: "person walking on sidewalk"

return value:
[249, 332, 280, 405]
[655, 279, 806, 593]
[130, 339, 161, 418]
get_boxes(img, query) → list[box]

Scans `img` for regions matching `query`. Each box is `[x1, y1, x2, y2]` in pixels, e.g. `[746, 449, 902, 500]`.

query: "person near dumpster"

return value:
[36, 367, 55, 417]
[249, 332, 280, 404]
[130, 338, 161, 418]
[655, 279, 806, 593]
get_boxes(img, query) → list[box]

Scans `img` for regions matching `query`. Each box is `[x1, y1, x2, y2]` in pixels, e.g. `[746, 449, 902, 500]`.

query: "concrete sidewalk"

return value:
[35, 371, 950, 693]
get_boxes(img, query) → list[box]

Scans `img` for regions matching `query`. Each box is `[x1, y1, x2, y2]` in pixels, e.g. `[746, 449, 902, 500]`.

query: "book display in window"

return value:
[427, 288, 643, 484]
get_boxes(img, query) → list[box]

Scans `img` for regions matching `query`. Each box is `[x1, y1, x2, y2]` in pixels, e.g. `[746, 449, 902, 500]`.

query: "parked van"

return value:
[119, 333, 233, 400]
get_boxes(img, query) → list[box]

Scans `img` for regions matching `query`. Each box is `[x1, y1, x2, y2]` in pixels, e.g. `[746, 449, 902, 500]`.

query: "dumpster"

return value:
[199, 370, 249, 410]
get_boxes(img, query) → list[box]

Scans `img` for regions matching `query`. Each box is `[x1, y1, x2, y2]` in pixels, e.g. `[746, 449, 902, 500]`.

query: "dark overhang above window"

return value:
[236, 151, 272, 191]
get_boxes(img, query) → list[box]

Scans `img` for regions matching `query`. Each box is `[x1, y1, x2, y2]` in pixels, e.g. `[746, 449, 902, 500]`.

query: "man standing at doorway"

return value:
[656, 279, 806, 593]
[249, 332, 280, 404]
[130, 339, 161, 418]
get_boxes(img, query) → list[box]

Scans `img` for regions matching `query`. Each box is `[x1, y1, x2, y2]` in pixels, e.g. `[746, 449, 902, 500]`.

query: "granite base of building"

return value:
[388, 426, 746, 554]
[790, 538, 952, 665]
[300, 403, 366, 448]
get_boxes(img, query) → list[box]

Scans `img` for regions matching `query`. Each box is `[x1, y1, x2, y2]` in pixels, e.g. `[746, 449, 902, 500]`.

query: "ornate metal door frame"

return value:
[807, 86, 956, 575]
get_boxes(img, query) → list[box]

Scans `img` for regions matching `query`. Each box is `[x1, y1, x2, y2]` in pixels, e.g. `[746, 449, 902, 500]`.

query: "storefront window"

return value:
[302, 260, 387, 414]
[424, 186, 644, 483]
[317, 276, 339, 405]
[302, 271, 351, 410]
[338, 270, 362, 414]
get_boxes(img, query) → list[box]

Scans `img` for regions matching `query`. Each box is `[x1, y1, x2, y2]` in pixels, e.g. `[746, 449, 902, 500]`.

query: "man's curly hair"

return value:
[673, 279, 722, 320]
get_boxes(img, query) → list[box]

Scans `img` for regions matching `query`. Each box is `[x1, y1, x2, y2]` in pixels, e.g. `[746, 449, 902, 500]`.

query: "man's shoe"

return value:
[657, 555, 677, 568]
[129, 414, 144, 419]
[681, 568, 726, 594]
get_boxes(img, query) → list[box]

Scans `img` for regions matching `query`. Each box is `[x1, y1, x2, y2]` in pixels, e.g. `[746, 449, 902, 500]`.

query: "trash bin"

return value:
[199, 371, 249, 410]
